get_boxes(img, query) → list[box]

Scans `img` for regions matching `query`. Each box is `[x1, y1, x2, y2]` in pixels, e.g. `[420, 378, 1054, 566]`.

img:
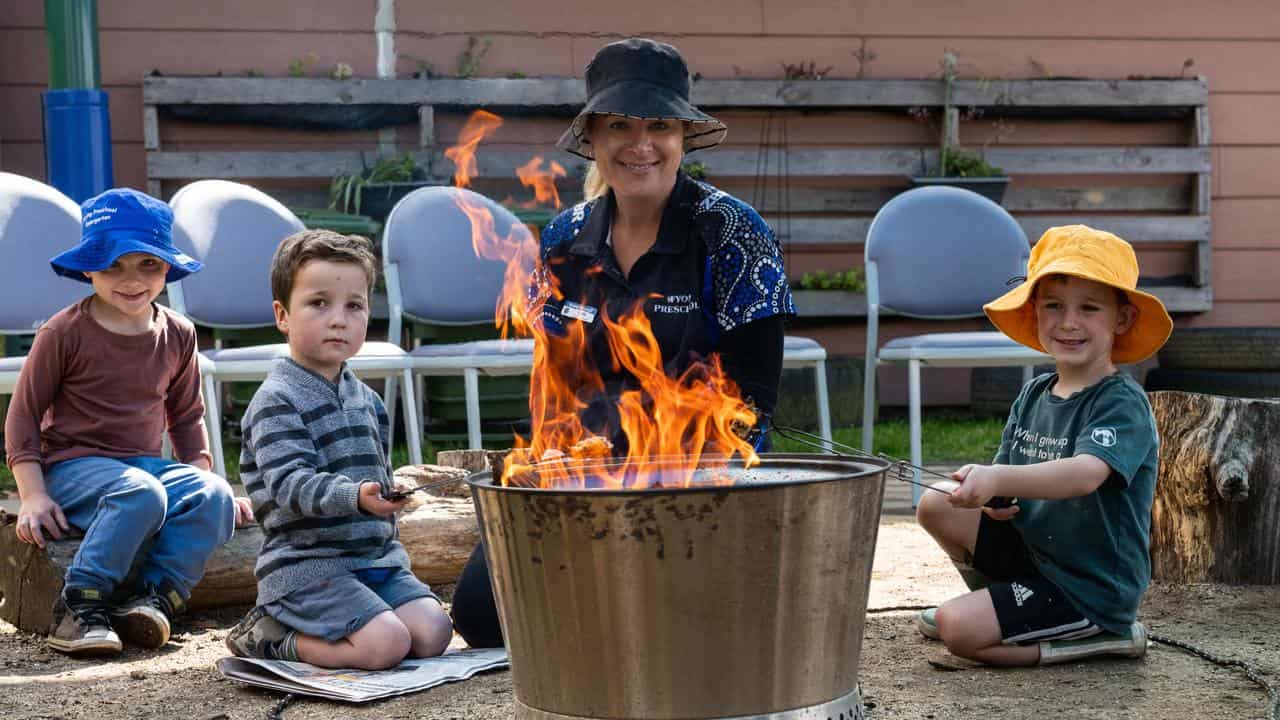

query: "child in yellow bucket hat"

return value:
[915, 225, 1172, 667]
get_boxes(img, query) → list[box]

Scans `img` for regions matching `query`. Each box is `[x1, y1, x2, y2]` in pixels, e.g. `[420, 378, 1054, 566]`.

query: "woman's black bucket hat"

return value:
[556, 38, 727, 160]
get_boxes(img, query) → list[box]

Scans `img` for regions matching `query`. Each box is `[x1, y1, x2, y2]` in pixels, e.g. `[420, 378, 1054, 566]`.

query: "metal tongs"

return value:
[770, 425, 1016, 509]
[381, 474, 470, 502]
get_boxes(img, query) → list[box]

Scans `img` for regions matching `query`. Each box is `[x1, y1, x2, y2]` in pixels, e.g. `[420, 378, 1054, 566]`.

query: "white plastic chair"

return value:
[861, 186, 1050, 504]
[782, 336, 832, 441]
[0, 173, 85, 397]
[168, 180, 422, 475]
[382, 186, 534, 450]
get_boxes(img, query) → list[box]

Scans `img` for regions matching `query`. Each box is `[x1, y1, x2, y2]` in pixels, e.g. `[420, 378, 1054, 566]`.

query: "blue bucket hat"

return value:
[50, 188, 203, 283]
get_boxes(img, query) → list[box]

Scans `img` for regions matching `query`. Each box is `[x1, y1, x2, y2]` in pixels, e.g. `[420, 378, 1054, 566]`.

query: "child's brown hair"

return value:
[270, 230, 377, 306]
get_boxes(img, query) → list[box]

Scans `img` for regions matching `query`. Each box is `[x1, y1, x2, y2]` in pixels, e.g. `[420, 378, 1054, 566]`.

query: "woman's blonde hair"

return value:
[583, 162, 608, 201]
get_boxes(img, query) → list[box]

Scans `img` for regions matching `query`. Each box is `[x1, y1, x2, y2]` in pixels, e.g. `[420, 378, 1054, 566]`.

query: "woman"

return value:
[451, 37, 796, 648]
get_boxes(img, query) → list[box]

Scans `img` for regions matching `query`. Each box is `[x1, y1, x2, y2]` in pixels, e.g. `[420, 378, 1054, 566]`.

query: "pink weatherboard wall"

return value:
[1, 1, 1274, 406]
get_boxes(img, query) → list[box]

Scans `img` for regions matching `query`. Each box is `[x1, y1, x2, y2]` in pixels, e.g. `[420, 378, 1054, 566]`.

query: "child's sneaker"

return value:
[48, 587, 122, 656]
[916, 607, 940, 640]
[110, 579, 187, 649]
[225, 607, 298, 661]
[1038, 621, 1148, 665]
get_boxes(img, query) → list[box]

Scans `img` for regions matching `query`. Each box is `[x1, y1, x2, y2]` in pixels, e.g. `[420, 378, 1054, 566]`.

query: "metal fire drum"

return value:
[469, 453, 888, 720]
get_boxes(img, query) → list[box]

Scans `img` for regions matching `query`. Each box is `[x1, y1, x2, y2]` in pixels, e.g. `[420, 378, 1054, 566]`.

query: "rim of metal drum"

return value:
[514, 686, 866, 720]
[466, 452, 890, 496]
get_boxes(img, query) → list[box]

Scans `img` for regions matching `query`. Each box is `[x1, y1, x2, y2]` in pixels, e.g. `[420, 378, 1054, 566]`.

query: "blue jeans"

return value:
[44, 456, 236, 597]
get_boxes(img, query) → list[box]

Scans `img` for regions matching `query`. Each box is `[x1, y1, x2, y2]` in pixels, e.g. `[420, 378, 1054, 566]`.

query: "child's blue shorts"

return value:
[263, 567, 439, 642]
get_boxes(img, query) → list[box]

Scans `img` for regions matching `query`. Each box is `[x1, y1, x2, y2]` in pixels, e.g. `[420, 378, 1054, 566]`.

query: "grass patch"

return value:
[0, 414, 1003, 493]
[773, 412, 1004, 466]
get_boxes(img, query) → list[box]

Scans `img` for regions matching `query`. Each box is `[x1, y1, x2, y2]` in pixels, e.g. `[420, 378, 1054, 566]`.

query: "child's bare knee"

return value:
[934, 605, 986, 658]
[418, 611, 453, 658]
[915, 482, 955, 528]
[400, 598, 453, 658]
[351, 614, 412, 669]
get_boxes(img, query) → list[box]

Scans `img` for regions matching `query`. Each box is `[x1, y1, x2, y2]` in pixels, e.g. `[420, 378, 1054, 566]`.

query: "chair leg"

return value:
[415, 374, 426, 448]
[204, 373, 226, 478]
[813, 360, 832, 442]
[384, 374, 399, 460]
[402, 369, 423, 466]
[909, 359, 924, 508]
[464, 368, 482, 450]
[862, 356, 877, 452]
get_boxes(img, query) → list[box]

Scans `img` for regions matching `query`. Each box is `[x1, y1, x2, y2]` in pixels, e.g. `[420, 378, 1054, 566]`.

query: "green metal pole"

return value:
[45, 0, 100, 90]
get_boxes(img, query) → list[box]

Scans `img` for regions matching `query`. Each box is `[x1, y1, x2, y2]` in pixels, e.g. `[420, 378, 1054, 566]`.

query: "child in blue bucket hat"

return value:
[6, 188, 252, 656]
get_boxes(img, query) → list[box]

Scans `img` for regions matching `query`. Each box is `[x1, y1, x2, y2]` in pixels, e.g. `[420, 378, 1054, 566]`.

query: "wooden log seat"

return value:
[0, 463, 483, 634]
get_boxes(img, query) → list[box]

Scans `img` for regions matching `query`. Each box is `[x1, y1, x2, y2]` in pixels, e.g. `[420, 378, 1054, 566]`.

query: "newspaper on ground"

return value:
[216, 647, 509, 702]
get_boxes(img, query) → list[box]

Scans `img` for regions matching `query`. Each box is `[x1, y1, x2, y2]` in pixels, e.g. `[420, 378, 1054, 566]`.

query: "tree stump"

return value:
[0, 494, 479, 634]
[1149, 390, 1280, 584]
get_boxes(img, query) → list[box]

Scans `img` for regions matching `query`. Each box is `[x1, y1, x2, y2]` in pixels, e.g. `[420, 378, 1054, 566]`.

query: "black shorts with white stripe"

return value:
[972, 513, 1100, 646]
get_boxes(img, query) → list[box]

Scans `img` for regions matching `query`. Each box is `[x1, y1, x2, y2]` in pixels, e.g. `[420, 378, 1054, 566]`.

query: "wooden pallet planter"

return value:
[143, 76, 1213, 314]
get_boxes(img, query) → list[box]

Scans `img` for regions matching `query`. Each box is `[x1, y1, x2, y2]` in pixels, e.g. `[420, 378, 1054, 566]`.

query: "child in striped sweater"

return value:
[225, 230, 452, 669]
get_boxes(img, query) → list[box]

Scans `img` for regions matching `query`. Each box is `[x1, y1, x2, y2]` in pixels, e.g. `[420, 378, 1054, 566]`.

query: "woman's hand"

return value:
[15, 493, 69, 548]
[358, 482, 408, 517]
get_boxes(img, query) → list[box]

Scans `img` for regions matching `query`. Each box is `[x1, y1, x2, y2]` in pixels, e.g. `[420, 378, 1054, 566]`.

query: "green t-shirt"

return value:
[995, 372, 1158, 634]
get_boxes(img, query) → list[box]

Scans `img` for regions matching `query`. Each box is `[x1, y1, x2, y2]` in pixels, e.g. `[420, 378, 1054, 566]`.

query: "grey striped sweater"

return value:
[240, 359, 409, 606]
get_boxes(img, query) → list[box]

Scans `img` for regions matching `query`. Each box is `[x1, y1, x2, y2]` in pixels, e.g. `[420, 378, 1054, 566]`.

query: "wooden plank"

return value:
[147, 145, 1209, 181]
[792, 284, 1210, 318]
[1148, 284, 1213, 313]
[621, 185, 1189, 214]
[418, 105, 434, 149]
[981, 147, 1209, 175]
[946, 79, 1207, 108]
[440, 146, 1208, 180]
[142, 77, 1207, 110]
[1191, 107, 1212, 286]
[143, 76, 584, 107]
[1018, 215, 1211, 243]
[1196, 241, 1214, 288]
[142, 105, 160, 151]
[1191, 107, 1212, 215]
[148, 149, 433, 179]
[772, 215, 1208, 247]
[942, 106, 959, 150]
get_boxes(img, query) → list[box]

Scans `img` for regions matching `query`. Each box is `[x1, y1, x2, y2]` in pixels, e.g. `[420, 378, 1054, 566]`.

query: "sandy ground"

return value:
[3, 506, 1277, 719]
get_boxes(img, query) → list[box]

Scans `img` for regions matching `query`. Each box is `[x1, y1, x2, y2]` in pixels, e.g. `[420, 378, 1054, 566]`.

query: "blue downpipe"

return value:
[43, 88, 113, 203]
[43, 0, 113, 202]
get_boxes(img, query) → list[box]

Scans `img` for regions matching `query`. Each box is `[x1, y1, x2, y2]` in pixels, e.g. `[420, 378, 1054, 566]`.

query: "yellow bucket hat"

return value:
[983, 225, 1173, 364]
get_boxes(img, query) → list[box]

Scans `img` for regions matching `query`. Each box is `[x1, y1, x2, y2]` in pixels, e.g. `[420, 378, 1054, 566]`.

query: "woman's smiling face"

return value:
[588, 114, 684, 202]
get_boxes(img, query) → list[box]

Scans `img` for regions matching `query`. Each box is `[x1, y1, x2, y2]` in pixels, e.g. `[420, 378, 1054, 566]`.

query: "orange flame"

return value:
[443, 110, 758, 489]
[514, 156, 566, 209]
[444, 109, 503, 188]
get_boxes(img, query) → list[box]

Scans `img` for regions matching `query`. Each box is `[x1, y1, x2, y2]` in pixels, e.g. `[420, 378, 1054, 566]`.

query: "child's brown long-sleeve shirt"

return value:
[4, 296, 212, 471]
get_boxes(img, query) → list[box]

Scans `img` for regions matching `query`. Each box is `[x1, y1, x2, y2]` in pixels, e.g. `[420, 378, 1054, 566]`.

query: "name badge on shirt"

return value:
[561, 301, 598, 323]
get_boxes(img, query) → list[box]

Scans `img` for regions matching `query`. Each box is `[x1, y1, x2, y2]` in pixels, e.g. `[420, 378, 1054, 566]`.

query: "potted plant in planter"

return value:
[908, 52, 1011, 204]
[788, 266, 868, 318]
[329, 153, 439, 222]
